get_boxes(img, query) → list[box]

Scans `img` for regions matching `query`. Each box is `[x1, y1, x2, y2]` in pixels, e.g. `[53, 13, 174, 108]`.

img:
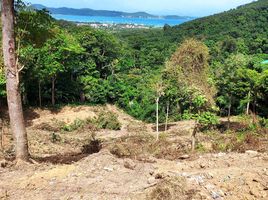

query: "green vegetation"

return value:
[92, 110, 121, 130]
[0, 0, 267, 126]
[62, 118, 87, 132]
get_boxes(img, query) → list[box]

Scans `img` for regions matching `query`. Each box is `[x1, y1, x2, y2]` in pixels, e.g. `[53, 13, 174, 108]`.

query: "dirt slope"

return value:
[0, 105, 267, 200]
[1, 150, 267, 200]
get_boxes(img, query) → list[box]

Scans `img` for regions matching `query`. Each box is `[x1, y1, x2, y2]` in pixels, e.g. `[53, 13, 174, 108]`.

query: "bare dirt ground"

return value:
[0, 105, 267, 200]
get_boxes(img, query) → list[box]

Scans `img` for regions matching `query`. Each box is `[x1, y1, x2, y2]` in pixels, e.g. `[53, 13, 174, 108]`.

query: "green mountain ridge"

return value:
[167, 0, 268, 54]
[32, 4, 192, 19]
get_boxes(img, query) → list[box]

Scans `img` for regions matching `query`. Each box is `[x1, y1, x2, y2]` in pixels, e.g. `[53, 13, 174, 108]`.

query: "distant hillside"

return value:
[166, 0, 268, 54]
[32, 4, 191, 19]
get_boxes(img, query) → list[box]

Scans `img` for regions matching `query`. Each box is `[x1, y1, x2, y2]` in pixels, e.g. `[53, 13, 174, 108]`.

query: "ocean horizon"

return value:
[51, 14, 193, 27]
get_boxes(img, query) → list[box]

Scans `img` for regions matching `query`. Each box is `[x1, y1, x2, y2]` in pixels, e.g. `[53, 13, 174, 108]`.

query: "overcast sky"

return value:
[25, 0, 254, 16]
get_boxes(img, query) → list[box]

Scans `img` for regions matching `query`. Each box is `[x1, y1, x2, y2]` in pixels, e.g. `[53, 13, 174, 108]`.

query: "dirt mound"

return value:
[0, 150, 156, 200]
[1, 150, 267, 200]
[26, 106, 99, 127]
[155, 152, 268, 200]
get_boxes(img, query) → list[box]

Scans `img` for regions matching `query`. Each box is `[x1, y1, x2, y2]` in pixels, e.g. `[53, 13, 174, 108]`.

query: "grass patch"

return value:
[212, 132, 261, 153]
[109, 132, 188, 160]
[62, 118, 88, 132]
[147, 177, 197, 200]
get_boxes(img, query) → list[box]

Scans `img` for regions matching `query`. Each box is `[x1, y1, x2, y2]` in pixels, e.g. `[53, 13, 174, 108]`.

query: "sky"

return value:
[25, 0, 254, 17]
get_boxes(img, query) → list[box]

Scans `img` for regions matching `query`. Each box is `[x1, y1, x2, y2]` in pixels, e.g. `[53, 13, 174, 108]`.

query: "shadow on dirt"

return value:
[24, 109, 41, 127]
[152, 123, 177, 132]
[217, 121, 249, 133]
[35, 139, 102, 165]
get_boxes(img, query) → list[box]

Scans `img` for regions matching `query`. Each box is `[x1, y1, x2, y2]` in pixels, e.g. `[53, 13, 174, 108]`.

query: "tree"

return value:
[152, 77, 165, 141]
[74, 28, 121, 104]
[216, 54, 250, 128]
[237, 68, 260, 116]
[1, 0, 29, 161]
[14, 5, 54, 106]
[38, 29, 83, 106]
[170, 38, 214, 104]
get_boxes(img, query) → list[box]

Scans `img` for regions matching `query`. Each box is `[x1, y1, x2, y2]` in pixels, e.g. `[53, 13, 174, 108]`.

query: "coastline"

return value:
[52, 14, 192, 28]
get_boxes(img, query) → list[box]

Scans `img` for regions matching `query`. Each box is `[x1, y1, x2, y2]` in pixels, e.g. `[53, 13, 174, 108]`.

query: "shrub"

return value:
[212, 132, 261, 153]
[197, 112, 219, 130]
[182, 111, 219, 129]
[50, 132, 61, 143]
[182, 110, 194, 120]
[196, 143, 207, 153]
[94, 111, 121, 130]
[62, 118, 86, 132]
[259, 117, 268, 128]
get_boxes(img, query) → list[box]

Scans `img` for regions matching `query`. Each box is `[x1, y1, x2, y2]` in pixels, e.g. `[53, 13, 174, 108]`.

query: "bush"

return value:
[62, 118, 86, 132]
[212, 132, 261, 153]
[94, 111, 121, 130]
[197, 112, 219, 128]
[259, 117, 268, 128]
[181, 110, 195, 120]
[182, 111, 219, 130]
[50, 132, 61, 143]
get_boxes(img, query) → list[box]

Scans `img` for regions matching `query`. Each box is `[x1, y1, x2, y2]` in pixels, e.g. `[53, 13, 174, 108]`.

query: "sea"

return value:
[52, 14, 193, 27]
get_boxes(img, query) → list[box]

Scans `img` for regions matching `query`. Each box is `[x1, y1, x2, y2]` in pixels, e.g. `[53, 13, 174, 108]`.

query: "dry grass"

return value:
[147, 177, 197, 200]
[108, 132, 189, 161]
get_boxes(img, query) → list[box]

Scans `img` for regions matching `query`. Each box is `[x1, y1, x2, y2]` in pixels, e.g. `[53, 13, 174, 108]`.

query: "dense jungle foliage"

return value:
[0, 0, 267, 124]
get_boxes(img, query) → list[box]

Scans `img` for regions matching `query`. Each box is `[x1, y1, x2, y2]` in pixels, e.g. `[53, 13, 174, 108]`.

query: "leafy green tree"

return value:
[216, 54, 250, 126]
[74, 27, 121, 104]
[37, 29, 83, 106]
[16, 7, 53, 47]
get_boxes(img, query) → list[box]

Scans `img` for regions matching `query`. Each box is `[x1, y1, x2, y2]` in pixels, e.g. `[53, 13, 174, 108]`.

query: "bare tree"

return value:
[1, 0, 29, 161]
[246, 91, 251, 115]
[153, 79, 165, 141]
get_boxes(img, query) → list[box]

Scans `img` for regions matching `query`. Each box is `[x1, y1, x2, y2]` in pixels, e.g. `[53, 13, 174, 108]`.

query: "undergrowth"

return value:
[92, 110, 122, 130]
[109, 132, 188, 160]
[147, 177, 197, 200]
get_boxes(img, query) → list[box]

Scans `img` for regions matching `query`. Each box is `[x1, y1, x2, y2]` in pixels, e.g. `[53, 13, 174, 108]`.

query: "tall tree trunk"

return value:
[0, 118, 2, 151]
[252, 94, 257, 124]
[165, 101, 169, 132]
[156, 97, 159, 141]
[80, 91, 85, 103]
[38, 80, 42, 107]
[51, 76, 56, 106]
[1, 0, 29, 161]
[246, 91, 251, 115]
[227, 98, 232, 130]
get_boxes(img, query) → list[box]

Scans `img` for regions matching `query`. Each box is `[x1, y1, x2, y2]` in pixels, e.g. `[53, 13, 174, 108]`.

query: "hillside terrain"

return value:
[0, 105, 268, 199]
[0, 0, 268, 199]
[166, 0, 268, 54]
